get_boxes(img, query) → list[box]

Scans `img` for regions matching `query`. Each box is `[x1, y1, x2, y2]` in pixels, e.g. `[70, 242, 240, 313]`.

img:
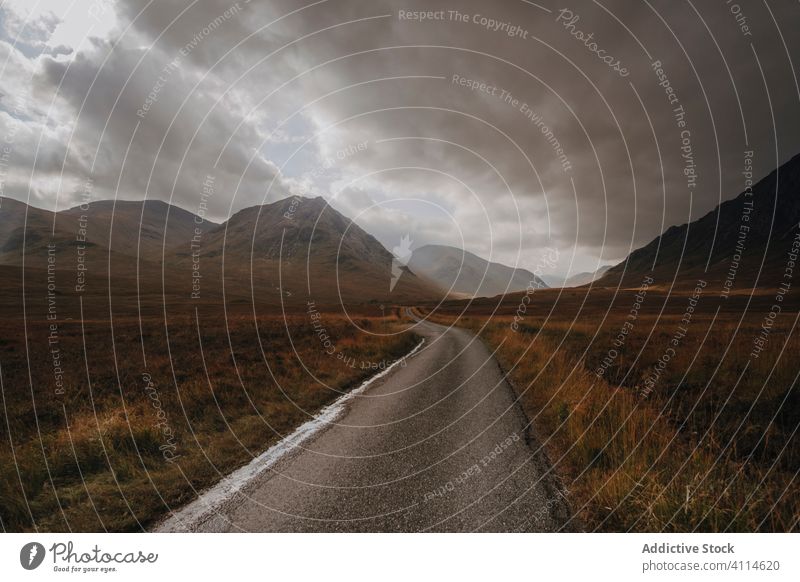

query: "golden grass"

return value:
[423, 291, 799, 532]
[0, 306, 418, 531]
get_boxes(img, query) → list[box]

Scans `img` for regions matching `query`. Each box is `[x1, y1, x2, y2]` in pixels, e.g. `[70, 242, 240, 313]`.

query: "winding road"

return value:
[158, 312, 571, 532]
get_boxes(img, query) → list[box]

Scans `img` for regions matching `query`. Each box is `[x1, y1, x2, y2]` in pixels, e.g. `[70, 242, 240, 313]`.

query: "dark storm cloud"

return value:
[3, 0, 799, 274]
[247, 0, 800, 269]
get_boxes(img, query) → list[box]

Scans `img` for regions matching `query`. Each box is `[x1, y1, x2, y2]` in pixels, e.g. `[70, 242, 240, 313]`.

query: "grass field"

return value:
[424, 286, 799, 532]
[2, 262, 797, 532]
[0, 302, 418, 532]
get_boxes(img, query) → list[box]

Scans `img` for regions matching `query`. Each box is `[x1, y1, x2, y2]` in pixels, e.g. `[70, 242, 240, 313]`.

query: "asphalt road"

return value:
[164, 312, 572, 532]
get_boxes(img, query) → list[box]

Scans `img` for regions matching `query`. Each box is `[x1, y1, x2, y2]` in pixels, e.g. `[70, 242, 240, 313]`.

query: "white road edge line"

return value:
[155, 337, 426, 532]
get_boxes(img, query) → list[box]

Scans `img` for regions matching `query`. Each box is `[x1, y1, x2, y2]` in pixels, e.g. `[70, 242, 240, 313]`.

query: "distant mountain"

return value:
[407, 244, 547, 298]
[0, 195, 443, 305]
[0, 197, 60, 262]
[0, 197, 130, 275]
[539, 274, 565, 288]
[190, 196, 442, 303]
[563, 264, 614, 288]
[0, 197, 204, 265]
[198, 196, 387, 264]
[60, 199, 208, 260]
[598, 152, 800, 289]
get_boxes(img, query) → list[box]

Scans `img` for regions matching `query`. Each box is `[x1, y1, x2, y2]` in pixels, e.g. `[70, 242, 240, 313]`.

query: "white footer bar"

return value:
[1, 533, 797, 581]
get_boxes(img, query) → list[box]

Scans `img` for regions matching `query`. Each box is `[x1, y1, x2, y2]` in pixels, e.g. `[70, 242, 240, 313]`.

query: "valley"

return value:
[0, 151, 798, 532]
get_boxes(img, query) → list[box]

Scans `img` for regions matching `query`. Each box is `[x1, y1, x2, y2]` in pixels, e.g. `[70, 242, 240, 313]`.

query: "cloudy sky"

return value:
[1, 0, 798, 278]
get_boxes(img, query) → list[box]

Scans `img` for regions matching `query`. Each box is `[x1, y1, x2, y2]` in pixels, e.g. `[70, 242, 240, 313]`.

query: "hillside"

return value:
[407, 244, 547, 298]
[60, 199, 209, 261]
[184, 196, 443, 304]
[563, 264, 613, 288]
[0, 195, 444, 306]
[598, 153, 800, 289]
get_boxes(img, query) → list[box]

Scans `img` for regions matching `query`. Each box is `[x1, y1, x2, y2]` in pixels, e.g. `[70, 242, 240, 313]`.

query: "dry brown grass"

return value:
[0, 305, 418, 532]
[425, 288, 799, 532]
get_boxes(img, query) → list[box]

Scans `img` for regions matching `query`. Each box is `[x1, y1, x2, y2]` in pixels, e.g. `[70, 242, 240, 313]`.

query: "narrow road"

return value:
[160, 312, 571, 532]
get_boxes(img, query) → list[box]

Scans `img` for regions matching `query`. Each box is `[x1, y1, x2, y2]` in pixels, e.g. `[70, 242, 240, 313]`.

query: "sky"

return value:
[0, 0, 798, 279]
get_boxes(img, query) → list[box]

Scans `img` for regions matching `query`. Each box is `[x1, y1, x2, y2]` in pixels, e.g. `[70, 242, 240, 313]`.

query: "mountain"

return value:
[0, 197, 59, 262]
[197, 196, 387, 265]
[187, 195, 443, 303]
[60, 199, 209, 260]
[0, 197, 132, 273]
[539, 274, 566, 287]
[407, 244, 547, 298]
[540, 266, 613, 288]
[563, 264, 614, 288]
[0, 197, 204, 265]
[0, 195, 444, 305]
[598, 153, 800, 289]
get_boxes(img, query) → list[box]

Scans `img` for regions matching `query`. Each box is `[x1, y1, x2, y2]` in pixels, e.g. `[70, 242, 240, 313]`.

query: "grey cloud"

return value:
[1, 0, 798, 276]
